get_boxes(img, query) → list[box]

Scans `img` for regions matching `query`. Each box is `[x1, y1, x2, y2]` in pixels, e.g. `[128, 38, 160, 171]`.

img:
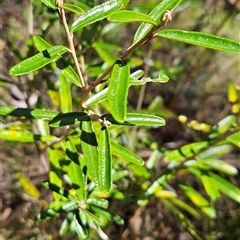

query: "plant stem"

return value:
[57, 5, 86, 91]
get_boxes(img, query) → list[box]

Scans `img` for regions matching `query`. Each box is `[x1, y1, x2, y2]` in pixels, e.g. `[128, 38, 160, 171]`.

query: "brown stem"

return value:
[57, 6, 86, 91]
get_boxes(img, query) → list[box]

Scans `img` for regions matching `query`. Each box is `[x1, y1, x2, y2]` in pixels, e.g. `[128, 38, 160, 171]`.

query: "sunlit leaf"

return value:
[65, 139, 87, 200]
[0, 129, 57, 143]
[40, 0, 56, 9]
[198, 145, 232, 160]
[164, 141, 209, 161]
[108, 10, 157, 25]
[98, 128, 112, 192]
[49, 112, 89, 127]
[226, 131, 240, 148]
[156, 29, 240, 53]
[102, 112, 165, 127]
[209, 172, 240, 203]
[200, 174, 220, 201]
[9, 45, 69, 76]
[59, 74, 72, 113]
[18, 173, 41, 198]
[179, 184, 216, 218]
[75, 216, 88, 239]
[199, 159, 238, 176]
[0, 106, 59, 120]
[71, 0, 123, 32]
[33, 36, 82, 87]
[61, 3, 84, 14]
[133, 0, 182, 43]
[80, 120, 99, 186]
[108, 59, 130, 123]
[111, 141, 144, 165]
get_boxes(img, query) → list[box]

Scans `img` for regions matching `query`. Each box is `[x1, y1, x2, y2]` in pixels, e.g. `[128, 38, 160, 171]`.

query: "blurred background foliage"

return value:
[0, 0, 239, 239]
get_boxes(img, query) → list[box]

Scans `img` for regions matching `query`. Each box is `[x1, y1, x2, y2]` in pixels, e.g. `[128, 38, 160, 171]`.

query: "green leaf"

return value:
[80, 120, 99, 186]
[108, 59, 130, 123]
[108, 10, 157, 25]
[156, 29, 240, 53]
[129, 73, 169, 85]
[98, 128, 112, 193]
[82, 209, 102, 225]
[75, 216, 88, 239]
[92, 42, 117, 65]
[86, 198, 109, 209]
[71, 0, 123, 32]
[59, 218, 70, 236]
[9, 45, 69, 76]
[40, 0, 56, 9]
[209, 172, 240, 203]
[0, 106, 59, 120]
[111, 141, 144, 165]
[200, 174, 220, 201]
[49, 112, 90, 127]
[33, 36, 82, 87]
[18, 173, 40, 198]
[0, 130, 57, 143]
[164, 141, 209, 161]
[65, 139, 87, 200]
[133, 0, 182, 43]
[59, 74, 72, 113]
[85, 88, 108, 107]
[179, 184, 216, 219]
[199, 159, 238, 176]
[61, 201, 78, 212]
[209, 115, 238, 139]
[227, 131, 240, 148]
[198, 145, 232, 160]
[61, 3, 84, 14]
[125, 113, 165, 127]
[170, 198, 201, 219]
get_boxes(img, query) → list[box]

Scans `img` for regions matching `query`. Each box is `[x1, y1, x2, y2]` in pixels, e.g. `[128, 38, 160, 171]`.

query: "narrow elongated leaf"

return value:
[61, 4, 84, 14]
[65, 139, 87, 200]
[82, 209, 102, 225]
[59, 74, 72, 113]
[33, 36, 82, 87]
[48, 149, 64, 200]
[125, 113, 165, 127]
[92, 42, 117, 65]
[108, 60, 130, 123]
[164, 141, 209, 161]
[0, 130, 57, 143]
[80, 120, 99, 186]
[49, 112, 89, 127]
[86, 198, 109, 209]
[200, 174, 220, 201]
[102, 112, 166, 127]
[129, 74, 169, 85]
[111, 141, 144, 165]
[226, 131, 240, 148]
[9, 46, 69, 76]
[209, 172, 240, 203]
[98, 128, 112, 192]
[133, 0, 182, 43]
[71, 0, 123, 32]
[179, 184, 216, 218]
[0, 106, 59, 120]
[85, 88, 108, 107]
[40, 0, 56, 9]
[75, 217, 88, 239]
[108, 10, 157, 25]
[156, 29, 240, 53]
[198, 145, 232, 160]
[199, 159, 238, 176]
